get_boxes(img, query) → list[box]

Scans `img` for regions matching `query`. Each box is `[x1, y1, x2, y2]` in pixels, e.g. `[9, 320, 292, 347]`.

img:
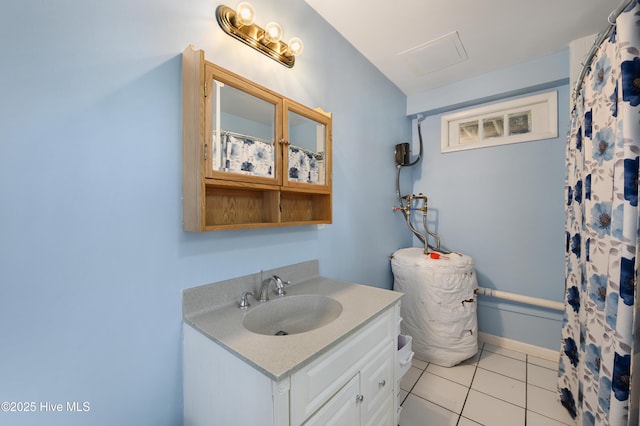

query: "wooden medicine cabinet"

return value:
[182, 45, 332, 231]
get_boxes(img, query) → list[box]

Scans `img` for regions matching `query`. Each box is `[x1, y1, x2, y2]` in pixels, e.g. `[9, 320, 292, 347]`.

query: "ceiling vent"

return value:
[398, 31, 468, 77]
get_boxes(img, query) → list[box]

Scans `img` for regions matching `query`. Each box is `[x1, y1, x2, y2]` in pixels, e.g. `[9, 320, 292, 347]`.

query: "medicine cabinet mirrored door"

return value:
[204, 64, 283, 186]
[284, 101, 331, 191]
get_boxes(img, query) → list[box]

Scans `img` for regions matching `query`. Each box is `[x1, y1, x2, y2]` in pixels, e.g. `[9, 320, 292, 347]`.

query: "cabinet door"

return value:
[303, 374, 360, 426]
[290, 309, 392, 424]
[283, 100, 331, 191]
[364, 393, 394, 426]
[204, 63, 283, 186]
[360, 341, 394, 425]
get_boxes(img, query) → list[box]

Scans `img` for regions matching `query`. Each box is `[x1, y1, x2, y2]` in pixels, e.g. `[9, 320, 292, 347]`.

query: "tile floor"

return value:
[398, 342, 575, 426]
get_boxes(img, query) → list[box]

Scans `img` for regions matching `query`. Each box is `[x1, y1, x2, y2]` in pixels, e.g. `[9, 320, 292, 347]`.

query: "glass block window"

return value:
[441, 91, 557, 153]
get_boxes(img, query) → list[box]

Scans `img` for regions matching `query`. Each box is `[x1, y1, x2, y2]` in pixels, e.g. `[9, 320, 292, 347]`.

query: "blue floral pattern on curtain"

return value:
[559, 2, 640, 425]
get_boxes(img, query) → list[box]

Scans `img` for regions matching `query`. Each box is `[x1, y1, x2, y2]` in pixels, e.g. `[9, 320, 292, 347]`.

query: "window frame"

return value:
[440, 91, 558, 153]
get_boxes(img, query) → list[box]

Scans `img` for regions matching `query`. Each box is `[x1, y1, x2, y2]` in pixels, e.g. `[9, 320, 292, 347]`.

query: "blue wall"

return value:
[408, 53, 569, 350]
[0, 1, 411, 425]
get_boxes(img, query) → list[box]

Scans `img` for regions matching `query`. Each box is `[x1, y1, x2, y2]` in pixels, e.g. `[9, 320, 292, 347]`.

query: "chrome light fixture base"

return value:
[216, 5, 296, 68]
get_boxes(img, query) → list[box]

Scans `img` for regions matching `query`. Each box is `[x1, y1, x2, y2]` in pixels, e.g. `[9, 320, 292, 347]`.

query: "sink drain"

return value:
[274, 330, 289, 336]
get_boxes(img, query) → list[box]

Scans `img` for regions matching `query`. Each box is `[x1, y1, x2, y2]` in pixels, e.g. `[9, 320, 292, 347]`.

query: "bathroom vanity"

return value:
[182, 261, 412, 425]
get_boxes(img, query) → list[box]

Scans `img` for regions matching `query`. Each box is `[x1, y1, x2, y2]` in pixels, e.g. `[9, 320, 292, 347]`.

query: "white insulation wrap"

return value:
[391, 247, 478, 367]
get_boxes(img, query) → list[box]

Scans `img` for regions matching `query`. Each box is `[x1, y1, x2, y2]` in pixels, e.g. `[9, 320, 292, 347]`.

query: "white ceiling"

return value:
[304, 0, 623, 96]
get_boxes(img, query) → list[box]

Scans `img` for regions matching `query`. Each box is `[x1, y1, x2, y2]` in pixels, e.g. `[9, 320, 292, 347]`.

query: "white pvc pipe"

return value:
[476, 287, 564, 311]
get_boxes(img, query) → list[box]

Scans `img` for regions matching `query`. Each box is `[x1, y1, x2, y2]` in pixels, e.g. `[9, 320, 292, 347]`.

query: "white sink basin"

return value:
[243, 295, 343, 336]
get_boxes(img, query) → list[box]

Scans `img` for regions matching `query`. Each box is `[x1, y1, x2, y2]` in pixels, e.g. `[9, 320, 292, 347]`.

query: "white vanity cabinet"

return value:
[183, 304, 399, 426]
[290, 307, 395, 425]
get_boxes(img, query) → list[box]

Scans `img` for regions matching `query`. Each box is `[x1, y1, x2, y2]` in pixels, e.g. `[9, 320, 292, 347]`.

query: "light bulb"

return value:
[264, 22, 283, 43]
[287, 37, 304, 56]
[235, 2, 255, 26]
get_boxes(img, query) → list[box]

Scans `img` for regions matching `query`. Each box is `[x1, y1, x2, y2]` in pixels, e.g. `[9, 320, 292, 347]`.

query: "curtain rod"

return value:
[573, 0, 634, 101]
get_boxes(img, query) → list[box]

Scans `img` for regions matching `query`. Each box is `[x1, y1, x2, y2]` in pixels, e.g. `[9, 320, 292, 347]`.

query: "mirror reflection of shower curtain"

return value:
[559, 3, 640, 425]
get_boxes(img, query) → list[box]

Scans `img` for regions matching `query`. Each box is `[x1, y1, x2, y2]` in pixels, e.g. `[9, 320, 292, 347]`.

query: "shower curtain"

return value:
[559, 2, 640, 425]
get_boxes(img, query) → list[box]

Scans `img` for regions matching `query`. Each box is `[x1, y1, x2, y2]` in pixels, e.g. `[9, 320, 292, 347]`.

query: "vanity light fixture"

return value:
[216, 2, 304, 68]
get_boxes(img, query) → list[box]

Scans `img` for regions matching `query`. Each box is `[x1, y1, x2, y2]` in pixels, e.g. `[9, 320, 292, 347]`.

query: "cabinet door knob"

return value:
[356, 394, 364, 403]
[378, 379, 386, 387]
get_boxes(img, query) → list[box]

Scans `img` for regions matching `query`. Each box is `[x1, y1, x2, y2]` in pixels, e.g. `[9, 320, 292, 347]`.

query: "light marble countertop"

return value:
[183, 261, 402, 381]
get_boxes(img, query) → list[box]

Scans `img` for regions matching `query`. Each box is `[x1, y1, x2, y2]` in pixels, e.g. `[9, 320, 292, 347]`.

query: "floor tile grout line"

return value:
[481, 345, 528, 362]
[403, 387, 463, 419]
[475, 365, 526, 383]
[455, 346, 483, 425]
[469, 387, 527, 410]
[526, 409, 574, 426]
[527, 381, 558, 392]
[401, 362, 428, 404]
[527, 361, 559, 373]
[525, 402, 575, 426]
[425, 365, 479, 388]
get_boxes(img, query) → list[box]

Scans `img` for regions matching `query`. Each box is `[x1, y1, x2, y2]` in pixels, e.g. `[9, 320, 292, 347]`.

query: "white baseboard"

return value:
[478, 332, 559, 361]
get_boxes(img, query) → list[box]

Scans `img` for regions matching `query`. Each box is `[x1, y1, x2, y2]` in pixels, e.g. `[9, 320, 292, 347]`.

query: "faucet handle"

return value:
[238, 291, 254, 309]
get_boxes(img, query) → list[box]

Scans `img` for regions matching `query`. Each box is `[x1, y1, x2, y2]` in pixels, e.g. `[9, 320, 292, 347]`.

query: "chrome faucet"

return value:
[238, 291, 254, 309]
[258, 275, 288, 302]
